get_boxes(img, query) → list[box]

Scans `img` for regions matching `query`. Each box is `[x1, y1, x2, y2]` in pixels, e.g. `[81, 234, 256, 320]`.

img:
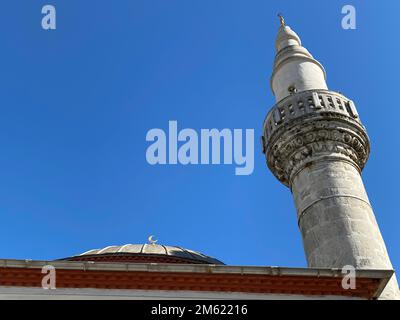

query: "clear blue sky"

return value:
[0, 0, 398, 276]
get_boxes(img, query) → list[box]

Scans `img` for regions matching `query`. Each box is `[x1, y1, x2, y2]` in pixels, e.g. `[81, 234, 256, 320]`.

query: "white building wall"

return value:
[0, 286, 364, 300]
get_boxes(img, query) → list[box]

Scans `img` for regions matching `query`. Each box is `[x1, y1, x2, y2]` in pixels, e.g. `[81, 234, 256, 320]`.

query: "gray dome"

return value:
[73, 244, 224, 265]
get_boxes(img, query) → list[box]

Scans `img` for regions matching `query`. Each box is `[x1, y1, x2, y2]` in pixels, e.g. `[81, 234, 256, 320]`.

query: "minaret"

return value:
[262, 17, 399, 299]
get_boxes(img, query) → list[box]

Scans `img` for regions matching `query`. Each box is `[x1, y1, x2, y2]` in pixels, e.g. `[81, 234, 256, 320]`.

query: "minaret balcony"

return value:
[262, 89, 370, 187]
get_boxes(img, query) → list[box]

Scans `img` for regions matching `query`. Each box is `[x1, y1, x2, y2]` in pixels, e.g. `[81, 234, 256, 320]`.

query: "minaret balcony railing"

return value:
[263, 89, 361, 142]
[261, 89, 370, 186]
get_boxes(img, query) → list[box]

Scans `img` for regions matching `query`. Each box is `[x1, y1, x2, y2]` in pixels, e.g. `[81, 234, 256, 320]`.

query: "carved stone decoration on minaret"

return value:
[262, 19, 400, 299]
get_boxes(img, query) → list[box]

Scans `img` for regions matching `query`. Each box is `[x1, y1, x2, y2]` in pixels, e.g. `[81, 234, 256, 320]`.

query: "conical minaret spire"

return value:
[271, 18, 327, 102]
[262, 21, 399, 299]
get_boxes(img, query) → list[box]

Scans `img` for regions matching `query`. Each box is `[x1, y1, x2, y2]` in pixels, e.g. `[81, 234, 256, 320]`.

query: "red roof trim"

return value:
[64, 254, 210, 265]
[0, 267, 380, 299]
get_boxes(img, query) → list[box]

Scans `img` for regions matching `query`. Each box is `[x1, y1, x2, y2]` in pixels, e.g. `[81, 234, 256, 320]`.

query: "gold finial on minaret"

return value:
[277, 13, 285, 27]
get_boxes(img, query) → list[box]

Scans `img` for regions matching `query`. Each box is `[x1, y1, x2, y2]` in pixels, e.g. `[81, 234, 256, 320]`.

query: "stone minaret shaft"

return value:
[262, 22, 399, 299]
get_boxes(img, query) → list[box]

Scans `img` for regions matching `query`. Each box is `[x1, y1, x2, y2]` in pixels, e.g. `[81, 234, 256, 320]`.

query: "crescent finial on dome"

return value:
[148, 235, 158, 245]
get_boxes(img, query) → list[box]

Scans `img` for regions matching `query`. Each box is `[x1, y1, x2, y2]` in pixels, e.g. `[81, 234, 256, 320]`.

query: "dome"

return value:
[61, 244, 224, 265]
